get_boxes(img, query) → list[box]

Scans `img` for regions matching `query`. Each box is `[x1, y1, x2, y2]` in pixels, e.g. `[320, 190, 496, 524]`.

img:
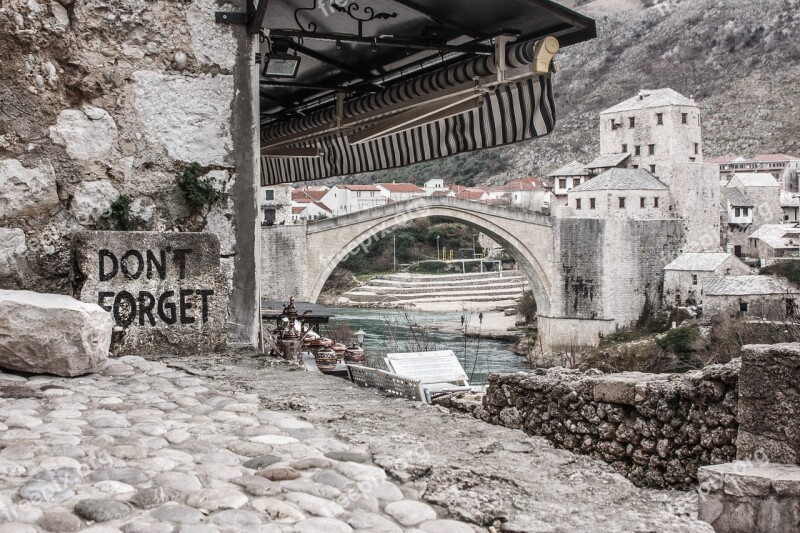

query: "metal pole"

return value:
[436, 236, 440, 260]
[393, 234, 396, 271]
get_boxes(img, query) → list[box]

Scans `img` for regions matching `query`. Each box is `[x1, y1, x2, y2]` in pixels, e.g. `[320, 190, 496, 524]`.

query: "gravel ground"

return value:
[173, 349, 713, 533]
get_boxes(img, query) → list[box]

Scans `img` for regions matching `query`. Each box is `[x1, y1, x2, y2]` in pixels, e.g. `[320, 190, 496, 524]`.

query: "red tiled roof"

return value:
[432, 190, 450, 197]
[292, 206, 305, 214]
[377, 183, 423, 193]
[292, 189, 327, 202]
[457, 189, 485, 200]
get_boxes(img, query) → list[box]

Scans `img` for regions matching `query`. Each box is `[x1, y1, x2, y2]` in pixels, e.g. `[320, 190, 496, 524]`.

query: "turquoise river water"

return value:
[324, 307, 530, 386]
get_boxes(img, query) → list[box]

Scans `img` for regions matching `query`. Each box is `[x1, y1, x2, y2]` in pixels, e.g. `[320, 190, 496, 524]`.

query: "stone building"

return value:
[722, 173, 782, 254]
[594, 89, 720, 252]
[748, 224, 800, 265]
[567, 168, 670, 220]
[663, 252, 750, 306]
[319, 185, 386, 217]
[709, 153, 800, 190]
[703, 276, 800, 319]
[599, 89, 703, 177]
[376, 183, 425, 203]
[545, 161, 590, 207]
[259, 186, 292, 226]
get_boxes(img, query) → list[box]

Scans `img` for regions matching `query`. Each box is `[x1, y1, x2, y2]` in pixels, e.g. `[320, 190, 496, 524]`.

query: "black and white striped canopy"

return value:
[262, 76, 554, 184]
[261, 38, 556, 184]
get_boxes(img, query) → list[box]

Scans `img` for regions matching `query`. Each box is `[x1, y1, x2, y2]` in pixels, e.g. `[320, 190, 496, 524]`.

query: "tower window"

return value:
[559, 178, 567, 189]
[590, 198, 596, 209]
[648, 144, 656, 155]
[692, 274, 698, 285]
[682, 113, 688, 124]
[635, 145, 641, 156]
[654, 197, 660, 208]
[650, 164, 657, 173]
[619, 197, 626, 209]
[640, 197, 646, 208]
[629, 117, 636, 128]
[622, 144, 628, 153]
[264, 190, 274, 201]
[576, 198, 582, 210]
[656, 113, 664, 125]
[695, 143, 700, 155]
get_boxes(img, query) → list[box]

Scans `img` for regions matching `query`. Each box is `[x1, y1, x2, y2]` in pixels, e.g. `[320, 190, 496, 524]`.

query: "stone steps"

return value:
[345, 288, 525, 303]
[348, 281, 525, 296]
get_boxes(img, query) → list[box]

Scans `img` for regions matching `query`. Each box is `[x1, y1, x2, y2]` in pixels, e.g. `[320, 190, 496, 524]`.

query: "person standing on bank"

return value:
[478, 312, 483, 325]
[461, 315, 465, 326]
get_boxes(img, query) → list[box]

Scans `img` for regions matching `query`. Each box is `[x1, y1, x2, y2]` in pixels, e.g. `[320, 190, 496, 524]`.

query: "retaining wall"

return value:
[478, 360, 740, 489]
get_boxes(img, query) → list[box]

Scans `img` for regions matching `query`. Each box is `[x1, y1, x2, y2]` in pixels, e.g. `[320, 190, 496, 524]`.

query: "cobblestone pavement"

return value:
[0, 355, 477, 532]
[175, 351, 713, 533]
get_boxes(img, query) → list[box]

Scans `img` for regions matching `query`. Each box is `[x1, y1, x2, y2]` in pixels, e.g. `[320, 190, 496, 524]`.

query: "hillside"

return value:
[326, 0, 800, 187]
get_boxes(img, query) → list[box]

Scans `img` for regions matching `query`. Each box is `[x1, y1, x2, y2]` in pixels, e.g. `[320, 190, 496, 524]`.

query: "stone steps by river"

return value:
[339, 272, 527, 308]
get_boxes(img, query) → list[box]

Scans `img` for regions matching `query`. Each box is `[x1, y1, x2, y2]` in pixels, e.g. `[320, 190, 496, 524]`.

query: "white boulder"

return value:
[0, 290, 112, 376]
[70, 180, 120, 225]
[0, 159, 60, 220]
[50, 106, 118, 160]
[0, 228, 27, 278]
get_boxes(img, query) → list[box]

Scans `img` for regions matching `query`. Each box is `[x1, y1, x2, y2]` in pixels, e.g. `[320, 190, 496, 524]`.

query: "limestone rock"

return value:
[383, 500, 437, 526]
[0, 228, 27, 278]
[131, 71, 234, 166]
[74, 499, 131, 522]
[50, 107, 118, 160]
[0, 290, 112, 376]
[70, 180, 120, 225]
[0, 159, 59, 220]
[185, 0, 236, 70]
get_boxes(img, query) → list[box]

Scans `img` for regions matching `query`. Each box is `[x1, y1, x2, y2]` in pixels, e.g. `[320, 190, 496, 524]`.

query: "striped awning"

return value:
[261, 39, 556, 185]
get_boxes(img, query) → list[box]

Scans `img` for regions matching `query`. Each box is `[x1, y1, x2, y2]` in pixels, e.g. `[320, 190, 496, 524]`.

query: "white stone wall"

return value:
[567, 189, 671, 220]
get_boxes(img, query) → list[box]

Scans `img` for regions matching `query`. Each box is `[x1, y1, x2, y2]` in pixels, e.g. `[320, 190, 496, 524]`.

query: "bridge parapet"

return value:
[306, 197, 553, 234]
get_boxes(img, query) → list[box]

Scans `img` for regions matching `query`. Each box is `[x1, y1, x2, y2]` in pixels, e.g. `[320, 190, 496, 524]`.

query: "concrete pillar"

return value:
[228, 29, 261, 346]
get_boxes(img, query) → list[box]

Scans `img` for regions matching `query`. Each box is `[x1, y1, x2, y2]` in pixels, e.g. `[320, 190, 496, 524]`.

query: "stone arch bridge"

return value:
[260, 196, 680, 351]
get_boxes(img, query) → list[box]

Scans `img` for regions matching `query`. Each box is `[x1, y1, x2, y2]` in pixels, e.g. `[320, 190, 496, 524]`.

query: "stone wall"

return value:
[479, 361, 740, 489]
[0, 0, 261, 344]
[260, 225, 308, 302]
[737, 343, 800, 464]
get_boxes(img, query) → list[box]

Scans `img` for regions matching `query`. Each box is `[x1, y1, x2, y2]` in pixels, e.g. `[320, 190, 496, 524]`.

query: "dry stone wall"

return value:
[479, 361, 740, 489]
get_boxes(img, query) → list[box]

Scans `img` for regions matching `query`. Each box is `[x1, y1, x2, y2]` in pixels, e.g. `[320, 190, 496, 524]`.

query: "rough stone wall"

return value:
[260, 225, 307, 302]
[480, 361, 740, 489]
[703, 293, 800, 320]
[738, 343, 800, 464]
[0, 0, 257, 340]
[602, 219, 684, 326]
[550, 217, 605, 319]
[670, 163, 722, 252]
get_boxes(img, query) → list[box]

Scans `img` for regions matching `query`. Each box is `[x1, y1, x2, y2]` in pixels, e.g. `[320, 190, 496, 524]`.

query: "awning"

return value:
[258, 0, 595, 185]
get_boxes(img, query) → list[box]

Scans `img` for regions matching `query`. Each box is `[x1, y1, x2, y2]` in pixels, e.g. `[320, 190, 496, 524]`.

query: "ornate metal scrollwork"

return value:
[331, 2, 398, 37]
[294, 0, 319, 33]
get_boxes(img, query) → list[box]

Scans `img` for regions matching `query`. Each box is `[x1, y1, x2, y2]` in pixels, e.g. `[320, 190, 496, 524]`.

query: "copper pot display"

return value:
[309, 337, 326, 353]
[319, 337, 334, 348]
[344, 345, 365, 365]
[332, 342, 347, 357]
[315, 348, 338, 373]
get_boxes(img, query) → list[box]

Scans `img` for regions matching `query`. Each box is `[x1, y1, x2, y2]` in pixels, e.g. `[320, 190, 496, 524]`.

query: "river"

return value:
[324, 307, 530, 386]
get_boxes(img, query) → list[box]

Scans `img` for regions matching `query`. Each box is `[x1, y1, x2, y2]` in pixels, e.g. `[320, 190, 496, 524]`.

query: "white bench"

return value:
[347, 350, 472, 403]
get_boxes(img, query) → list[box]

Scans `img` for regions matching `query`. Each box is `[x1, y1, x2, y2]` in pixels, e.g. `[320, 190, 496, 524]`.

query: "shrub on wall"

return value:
[176, 163, 229, 215]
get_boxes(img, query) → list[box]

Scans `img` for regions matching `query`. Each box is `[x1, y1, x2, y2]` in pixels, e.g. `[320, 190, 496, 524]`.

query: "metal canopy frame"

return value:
[217, 0, 595, 127]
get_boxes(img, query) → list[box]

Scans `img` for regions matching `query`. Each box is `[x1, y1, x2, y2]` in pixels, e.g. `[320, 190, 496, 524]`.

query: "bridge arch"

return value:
[305, 197, 554, 315]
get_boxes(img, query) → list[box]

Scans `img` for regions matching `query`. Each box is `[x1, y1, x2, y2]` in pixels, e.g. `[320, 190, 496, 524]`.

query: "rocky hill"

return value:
[337, 0, 800, 186]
